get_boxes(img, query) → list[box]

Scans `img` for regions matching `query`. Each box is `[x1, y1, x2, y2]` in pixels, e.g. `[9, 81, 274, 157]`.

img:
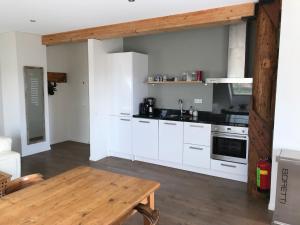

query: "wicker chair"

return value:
[5, 173, 44, 195]
[134, 203, 159, 225]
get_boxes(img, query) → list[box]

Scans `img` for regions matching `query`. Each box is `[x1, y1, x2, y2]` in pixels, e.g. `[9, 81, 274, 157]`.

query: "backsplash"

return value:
[148, 84, 213, 111]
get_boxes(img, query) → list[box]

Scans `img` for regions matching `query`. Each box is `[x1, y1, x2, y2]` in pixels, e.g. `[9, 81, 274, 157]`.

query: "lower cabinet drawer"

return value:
[211, 159, 247, 176]
[183, 144, 210, 169]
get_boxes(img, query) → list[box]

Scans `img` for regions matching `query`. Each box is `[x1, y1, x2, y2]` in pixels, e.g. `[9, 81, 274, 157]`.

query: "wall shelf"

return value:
[47, 72, 67, 83]
[147, 81, 204, 85]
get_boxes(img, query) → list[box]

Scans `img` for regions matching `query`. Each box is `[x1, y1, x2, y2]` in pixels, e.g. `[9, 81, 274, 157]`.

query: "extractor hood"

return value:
[206, 22, 253, 84]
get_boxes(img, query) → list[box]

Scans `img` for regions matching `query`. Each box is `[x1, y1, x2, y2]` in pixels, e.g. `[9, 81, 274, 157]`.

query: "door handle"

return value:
[120, 118, 131, 122]
[220, 163, 237, 168]
[212, 134, 247, 140]
[120, 113, 130, 116]
[190, 125, 204, 128]
[139, 121, 150, 123]
[164, 122, 176, 125]
[189, 146, 203, 151]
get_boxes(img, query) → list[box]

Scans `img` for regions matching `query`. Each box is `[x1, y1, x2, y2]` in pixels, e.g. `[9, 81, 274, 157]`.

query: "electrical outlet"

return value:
[194, 98, 203, 104]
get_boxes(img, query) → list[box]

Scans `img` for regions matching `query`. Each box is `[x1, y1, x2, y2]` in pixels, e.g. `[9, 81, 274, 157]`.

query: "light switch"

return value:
[194, 99, 203, 104]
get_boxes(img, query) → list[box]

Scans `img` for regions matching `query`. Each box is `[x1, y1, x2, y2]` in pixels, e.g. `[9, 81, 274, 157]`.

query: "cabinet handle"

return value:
[139, 121, 150, 123]
[120, 118, 131, 122]
[120, 113, 130, 116]
[189, 146, 203, 151]
[190, 125, 204, 128]
[164, 122, 176, 125]
[220, 163, 237, 168]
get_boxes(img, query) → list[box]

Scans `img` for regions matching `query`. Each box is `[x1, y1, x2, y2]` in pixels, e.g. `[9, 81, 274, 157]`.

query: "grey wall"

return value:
[148, 84, 213, 111]
[124, 26, 229, 111]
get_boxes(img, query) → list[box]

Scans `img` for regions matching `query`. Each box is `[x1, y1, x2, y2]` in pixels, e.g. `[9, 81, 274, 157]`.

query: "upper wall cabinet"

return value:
[107, 52, 148, 116]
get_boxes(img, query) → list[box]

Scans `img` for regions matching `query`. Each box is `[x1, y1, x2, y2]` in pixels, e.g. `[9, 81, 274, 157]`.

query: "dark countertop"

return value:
[133, 109, 249, 127]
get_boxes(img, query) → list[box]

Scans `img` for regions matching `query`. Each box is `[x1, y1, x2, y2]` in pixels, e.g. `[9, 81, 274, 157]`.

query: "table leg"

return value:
[144, 192, 155, 225]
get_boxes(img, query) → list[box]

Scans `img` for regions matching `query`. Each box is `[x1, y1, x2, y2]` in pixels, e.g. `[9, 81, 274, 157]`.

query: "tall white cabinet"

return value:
[107, 52, 148, 158]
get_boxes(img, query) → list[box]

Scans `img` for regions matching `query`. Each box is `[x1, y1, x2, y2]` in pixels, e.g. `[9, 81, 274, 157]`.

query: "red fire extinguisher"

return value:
[256, 159, 271, 192]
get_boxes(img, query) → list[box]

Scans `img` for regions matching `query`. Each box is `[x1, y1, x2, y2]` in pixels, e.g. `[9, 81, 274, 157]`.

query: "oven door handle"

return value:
[212, 133, 248, 140]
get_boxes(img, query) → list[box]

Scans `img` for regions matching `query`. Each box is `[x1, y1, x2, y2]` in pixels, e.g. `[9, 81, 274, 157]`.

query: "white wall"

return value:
[47, 44, 71, 144]
[68, 43, 90, 143]
[0, 32, 50, 156]
[0, 32, 22, 152]
[88, 39, 123, 161]
[47, 42, 89, 144]
[269, 0, 300, 210]
[15, 32, 50, 156]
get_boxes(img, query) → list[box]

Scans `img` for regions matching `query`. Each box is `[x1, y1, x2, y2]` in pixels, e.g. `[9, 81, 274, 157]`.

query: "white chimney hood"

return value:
[206, 22, 253, 84]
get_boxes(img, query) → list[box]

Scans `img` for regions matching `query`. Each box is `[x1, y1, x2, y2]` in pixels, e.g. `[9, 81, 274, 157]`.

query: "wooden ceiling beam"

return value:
[42, 3, 255, 45]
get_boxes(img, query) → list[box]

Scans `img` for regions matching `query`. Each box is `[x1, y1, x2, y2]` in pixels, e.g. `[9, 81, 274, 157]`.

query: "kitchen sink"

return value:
[165, 114, 191, 121]
[167, 114, 179, 118]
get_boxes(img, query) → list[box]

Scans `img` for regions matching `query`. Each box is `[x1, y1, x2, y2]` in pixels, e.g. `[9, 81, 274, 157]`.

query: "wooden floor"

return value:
[22, 141, 271, 225]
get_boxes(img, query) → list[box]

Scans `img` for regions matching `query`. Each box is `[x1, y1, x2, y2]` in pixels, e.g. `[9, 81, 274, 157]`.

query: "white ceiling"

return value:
[0, 0, 257, 35]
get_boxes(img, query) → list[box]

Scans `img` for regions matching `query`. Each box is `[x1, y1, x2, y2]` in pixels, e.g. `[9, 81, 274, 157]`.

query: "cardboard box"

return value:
[273, 149, 300, 225]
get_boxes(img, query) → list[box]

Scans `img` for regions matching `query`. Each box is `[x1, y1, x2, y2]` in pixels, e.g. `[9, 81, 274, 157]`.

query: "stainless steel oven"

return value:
[211, 125, 248, 164]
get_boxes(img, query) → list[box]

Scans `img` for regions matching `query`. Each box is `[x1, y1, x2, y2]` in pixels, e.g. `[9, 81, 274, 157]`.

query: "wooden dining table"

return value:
[0, 166, 160, 225]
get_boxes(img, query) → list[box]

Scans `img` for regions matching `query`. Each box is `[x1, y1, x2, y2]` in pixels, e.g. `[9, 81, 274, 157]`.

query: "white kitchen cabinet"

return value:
[184, 122, 211, 146]
[132, 118, 158, 160]
[108, 116, 132, 155]
[107, 52, 148, 116]
[183, 144, 210, 169]
[211, 159, 247, 176]
[106, 52, 148, 160]
[159, 120, 183, 164]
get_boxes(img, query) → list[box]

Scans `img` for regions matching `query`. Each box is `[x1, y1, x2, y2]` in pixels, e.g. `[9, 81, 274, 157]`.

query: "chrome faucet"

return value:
[178, 99, 183, 117]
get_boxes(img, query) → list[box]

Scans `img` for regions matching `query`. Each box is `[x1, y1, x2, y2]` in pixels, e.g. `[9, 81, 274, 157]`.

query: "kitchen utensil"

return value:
[196, 71, 203, 81]
[146, 97, 156, 116]
[193, 110, 198, 117]
[139, 102, 147, 115]
[163, 75, 167, 82]
[181, 72, 188, 81]
[189, 106, 193, 115]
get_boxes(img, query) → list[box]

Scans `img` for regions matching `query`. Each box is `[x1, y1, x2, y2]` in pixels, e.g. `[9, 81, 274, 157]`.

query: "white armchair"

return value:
[0, 137, 21, 179]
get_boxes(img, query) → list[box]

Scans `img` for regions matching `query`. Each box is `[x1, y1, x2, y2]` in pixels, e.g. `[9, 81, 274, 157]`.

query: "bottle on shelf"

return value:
[189, 106, 194, 115]
[193, 109, 198, 118]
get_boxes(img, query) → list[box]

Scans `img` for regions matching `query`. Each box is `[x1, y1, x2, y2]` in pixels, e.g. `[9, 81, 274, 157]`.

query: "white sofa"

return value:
[0, 137, 20, 179]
